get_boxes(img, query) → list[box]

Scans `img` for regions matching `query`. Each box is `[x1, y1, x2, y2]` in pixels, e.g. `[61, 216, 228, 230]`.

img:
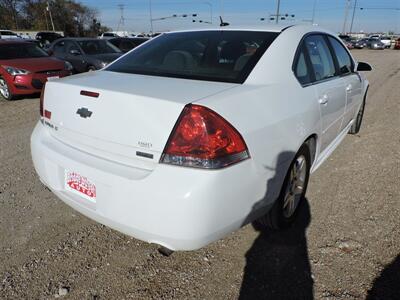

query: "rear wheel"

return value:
[257, 144, 311, 230]
[349, 98, 366, 134]
[87, 66, 96, 72]
[0, 77, 14, 101]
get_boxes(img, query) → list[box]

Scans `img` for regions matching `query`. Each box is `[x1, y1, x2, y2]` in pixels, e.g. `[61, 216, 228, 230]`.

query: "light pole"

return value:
[202, 1, 213, 24]
[46, 1, 55, 31]
[275, 0, 281, 24]
[311, 0, 318, 24]
[149, 0, 154, 34]
[342, 0, 351, 34]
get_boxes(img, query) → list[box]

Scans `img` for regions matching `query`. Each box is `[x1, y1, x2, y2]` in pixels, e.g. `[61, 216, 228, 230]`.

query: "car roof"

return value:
[0, 39, 31, 45]
[166, 24, 291, 34]
[37, 31, 61, 34]
[110, 37, 148, 40]
[57, 37, 104, 41]
[164, 24, 336, 37]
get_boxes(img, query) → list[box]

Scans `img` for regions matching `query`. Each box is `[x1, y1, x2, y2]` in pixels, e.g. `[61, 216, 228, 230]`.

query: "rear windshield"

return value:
[106, 30, 279, 83]
[77, 40, 121, 55]
[0, 43, 48, 59]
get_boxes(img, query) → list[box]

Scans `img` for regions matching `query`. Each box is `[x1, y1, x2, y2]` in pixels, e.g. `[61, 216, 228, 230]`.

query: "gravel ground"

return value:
[0, 49, 399, 300]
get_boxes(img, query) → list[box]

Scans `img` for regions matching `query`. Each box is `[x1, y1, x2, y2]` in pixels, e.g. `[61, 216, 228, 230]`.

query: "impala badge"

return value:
[76, 107, 92, 118]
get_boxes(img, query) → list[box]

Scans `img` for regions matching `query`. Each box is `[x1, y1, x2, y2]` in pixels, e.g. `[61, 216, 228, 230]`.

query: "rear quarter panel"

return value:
[196, 27, 322, 203]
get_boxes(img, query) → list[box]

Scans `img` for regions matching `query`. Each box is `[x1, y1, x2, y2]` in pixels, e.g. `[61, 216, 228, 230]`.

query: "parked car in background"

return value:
[353, 38, 368, 49]
[367, 38, 385, 50]
[0, 30, 20, 39]
[379, 36, 392, 48]
[339, 35, 355, 49]
[32, 25, 371, 251]
[0, 40, 72, 100]
[394, 38, 400, 50]
[343, 40, 354, 49]
[47, 38, 122, 73]
[108, 37, 149, 53]
[98, 32, 120, 39]
[35, 31, 63, 46]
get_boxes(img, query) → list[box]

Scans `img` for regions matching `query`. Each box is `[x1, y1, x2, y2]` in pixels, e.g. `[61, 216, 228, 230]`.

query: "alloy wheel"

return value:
[0, 78, 10, 99]
[282, 155, 307, 218]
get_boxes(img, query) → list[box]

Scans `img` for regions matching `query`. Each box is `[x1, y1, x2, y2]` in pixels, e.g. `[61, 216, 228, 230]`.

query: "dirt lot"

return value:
[0, 49, 399, 300]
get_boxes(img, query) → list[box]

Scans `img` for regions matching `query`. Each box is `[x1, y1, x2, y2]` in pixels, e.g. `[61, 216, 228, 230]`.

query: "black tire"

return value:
[257, 144, 311, 230]
[0, 77, 14, 101]
[349, 98, 366, 134]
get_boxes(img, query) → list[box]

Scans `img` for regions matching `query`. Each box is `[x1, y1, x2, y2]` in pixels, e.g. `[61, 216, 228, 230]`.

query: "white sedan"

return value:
[31, 25, 371, 251]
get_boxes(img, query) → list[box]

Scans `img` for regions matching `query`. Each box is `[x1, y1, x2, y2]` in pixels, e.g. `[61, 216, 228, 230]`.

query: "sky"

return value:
[80, 0, 400, 33]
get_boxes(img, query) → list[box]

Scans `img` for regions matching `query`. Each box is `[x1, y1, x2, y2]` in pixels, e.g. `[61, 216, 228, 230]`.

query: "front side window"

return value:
[304, 35, 336, 81]
[65, 41, 80, 53]
[106, 31, 279, 83]
[328, 36, 353, 74]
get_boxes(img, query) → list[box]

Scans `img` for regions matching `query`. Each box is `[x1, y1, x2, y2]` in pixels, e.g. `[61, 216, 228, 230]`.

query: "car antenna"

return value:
[219, 16, 230, 27]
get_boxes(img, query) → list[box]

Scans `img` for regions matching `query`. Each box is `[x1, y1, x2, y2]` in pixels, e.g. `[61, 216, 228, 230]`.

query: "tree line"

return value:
[0, 0, 110, 37]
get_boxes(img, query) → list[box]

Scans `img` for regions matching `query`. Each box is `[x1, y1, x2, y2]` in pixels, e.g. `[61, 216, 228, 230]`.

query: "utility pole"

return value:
[349, 0, 358, 33]
[149, 0, 154, 34]
[275, 0, 281, 24]
[342, 0, 351, 34]
[311, 0, 318, 24]
[117, 4, 125, 32]
[46, 1, 55, 31]
[44, 9, 49, 31]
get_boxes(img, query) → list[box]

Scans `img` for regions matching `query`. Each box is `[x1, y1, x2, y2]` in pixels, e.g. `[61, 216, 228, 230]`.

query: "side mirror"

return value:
[69, 49, 81, 56]
[356, 61, 372, 72]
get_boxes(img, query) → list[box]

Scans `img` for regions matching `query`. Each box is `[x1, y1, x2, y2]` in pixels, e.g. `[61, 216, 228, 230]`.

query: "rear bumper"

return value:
[8, 71, 70, 95]
[31, 122, 275, 250]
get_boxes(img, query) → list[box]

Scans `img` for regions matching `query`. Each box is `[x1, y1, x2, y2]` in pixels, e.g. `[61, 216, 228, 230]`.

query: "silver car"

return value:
[367, 39, 385, 50]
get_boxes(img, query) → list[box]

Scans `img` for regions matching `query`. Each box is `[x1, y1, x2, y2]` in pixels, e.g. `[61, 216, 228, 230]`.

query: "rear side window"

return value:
[53, 41, 65, 54]
[106, 31, 279, 83]
[304, 35, 336, 81]
[294, 47, 312, 85]
[0, 31, 16, 36]
[328, 36, 353, 74]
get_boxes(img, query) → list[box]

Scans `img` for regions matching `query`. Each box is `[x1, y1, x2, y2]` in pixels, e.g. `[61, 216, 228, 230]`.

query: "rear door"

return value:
[304, 34, 346, 151]
[327, 36, 362, 129]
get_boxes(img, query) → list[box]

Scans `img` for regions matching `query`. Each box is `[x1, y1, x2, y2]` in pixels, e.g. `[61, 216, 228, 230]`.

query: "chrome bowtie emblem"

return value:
[76, 107, 92, 118]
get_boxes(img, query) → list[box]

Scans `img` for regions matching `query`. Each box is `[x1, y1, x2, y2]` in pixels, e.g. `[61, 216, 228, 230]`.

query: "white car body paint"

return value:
[31, 25, 369, 250]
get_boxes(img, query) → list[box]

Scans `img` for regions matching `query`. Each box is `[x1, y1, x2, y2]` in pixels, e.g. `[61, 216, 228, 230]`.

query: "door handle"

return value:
[318, 95, 328, 105]
[346, 84, 352, 92]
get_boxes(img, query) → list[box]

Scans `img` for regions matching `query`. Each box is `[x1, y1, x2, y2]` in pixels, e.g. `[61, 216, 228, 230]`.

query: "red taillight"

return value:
[39, 84, 45, 117]
[161, 104, 249, 169]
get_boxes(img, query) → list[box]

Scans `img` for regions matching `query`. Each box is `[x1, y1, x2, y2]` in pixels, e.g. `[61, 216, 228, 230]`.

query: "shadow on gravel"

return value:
[239, 200, 314, 300]
[239, 150, 314, 299]
[366, 254, 400, 300]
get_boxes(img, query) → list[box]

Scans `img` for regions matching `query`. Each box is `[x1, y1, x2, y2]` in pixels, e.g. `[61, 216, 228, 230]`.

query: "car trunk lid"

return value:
[42, 71, 237, 170]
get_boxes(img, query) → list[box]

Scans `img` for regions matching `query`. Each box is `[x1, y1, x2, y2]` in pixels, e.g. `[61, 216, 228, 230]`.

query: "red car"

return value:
[0, 40, 72, 100]
[395, 38, 400, 50]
